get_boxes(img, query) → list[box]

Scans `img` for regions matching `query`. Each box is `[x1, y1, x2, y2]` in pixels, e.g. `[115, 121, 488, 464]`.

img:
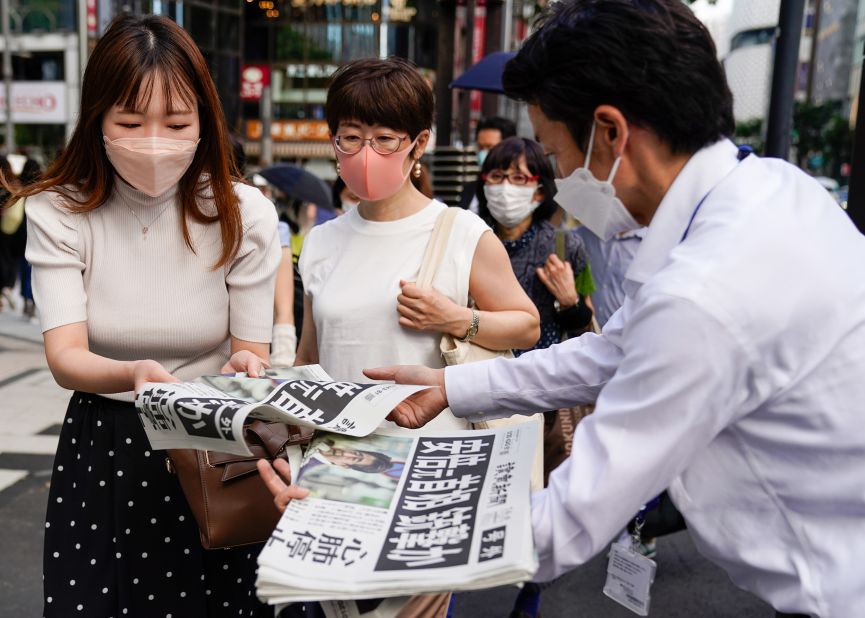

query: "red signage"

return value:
[86, 0, 97, 36]
[241, 64, 271, 102]
[471, 2, 486, 115]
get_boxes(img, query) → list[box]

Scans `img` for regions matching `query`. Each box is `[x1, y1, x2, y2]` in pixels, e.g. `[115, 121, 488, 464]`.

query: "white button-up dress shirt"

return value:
[444, 139, 865, 616]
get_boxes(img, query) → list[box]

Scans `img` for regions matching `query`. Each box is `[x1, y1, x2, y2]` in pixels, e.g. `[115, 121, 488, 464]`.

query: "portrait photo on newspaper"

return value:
[297, 434, 413, 509]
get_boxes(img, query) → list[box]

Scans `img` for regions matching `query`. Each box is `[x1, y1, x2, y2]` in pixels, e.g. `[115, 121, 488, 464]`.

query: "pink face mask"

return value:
[103, 135, 199, 197]
[335, 138, 418, 202]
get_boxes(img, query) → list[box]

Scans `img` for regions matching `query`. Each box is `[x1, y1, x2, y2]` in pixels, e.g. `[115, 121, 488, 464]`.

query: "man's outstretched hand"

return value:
[363, 365, 448, 429]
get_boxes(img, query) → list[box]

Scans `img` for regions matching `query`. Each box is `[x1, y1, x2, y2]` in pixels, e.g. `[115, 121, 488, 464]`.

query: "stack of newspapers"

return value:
[255, 423, 539, 605]
[134, 365, 539, 606]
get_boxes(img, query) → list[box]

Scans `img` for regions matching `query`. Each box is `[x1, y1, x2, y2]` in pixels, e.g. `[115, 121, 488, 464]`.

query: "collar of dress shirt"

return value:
[624, 138, 740, 289]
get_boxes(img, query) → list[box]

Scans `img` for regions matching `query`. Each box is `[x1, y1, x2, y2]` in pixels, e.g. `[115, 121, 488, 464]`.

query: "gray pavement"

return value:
[0, 309, 772, 618]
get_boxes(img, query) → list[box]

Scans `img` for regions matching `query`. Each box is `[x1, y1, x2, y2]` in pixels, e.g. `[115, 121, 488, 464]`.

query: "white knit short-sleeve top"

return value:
[25, 178, 282, 400]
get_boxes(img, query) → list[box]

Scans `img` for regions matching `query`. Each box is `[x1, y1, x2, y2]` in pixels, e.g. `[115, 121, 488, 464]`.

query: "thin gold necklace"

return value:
[120, 199, 171, 239]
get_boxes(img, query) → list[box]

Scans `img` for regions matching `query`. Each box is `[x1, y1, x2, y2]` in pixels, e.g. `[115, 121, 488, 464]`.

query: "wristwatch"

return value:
[458, 309, 480, 342]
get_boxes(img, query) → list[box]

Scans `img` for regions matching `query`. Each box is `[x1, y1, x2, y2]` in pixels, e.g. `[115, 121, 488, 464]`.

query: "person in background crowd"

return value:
[476, 135, 594, 618]
[458, 116, 517, 212]
[0, 157, 19, 311]
[261, 56, 539, 618]
[0, 156, 42, 318]
[272, 215, 297, 366]
[575, 226, 645, 328]
[234, 143, 297, 366]
[477, 137, 594, 355]
[14, 15, 280, 616]
[332, 176, 361, 214]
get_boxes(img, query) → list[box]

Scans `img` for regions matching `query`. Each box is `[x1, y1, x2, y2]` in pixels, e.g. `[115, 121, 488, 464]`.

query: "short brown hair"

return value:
[12, 15, 243, 269]
[326, 57, 434, 141]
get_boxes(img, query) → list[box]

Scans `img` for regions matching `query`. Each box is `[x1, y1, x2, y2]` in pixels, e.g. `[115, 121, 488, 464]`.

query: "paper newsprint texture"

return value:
[255, 422, 540, 604]
[135, 365, 430, 456]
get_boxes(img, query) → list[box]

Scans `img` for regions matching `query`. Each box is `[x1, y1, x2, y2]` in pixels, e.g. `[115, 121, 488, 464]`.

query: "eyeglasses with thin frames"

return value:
[333, 134, 411, 156]
[481, 170, 540, 186]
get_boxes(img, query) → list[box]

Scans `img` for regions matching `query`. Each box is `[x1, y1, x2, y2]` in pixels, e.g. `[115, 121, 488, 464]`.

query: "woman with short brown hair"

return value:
[17, 15, 280, 617]
[281, 56, 539, 617]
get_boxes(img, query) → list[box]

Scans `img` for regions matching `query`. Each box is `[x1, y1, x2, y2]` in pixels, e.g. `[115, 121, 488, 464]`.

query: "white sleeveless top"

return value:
[299, 200, 489, 430]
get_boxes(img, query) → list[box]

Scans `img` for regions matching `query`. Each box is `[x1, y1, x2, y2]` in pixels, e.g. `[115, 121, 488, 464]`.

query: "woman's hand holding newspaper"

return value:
[257, 459, 309, 512]
[362, 365, 448, 428]
[221, 349, 271, 378]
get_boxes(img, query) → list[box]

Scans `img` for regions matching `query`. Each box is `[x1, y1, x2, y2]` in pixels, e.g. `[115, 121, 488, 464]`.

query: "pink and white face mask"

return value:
[103, 135, 199, 197]
[334, 138, 418, 202]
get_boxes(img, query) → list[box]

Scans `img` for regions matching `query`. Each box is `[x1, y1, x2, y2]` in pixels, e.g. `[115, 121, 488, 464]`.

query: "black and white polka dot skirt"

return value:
[43, 393, 273, 618]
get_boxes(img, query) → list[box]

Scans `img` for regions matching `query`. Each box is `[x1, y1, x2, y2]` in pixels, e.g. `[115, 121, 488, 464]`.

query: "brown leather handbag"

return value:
[166, 420, 313, 550]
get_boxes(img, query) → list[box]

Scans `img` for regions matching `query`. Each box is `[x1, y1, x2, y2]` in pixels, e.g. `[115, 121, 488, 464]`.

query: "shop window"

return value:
[13, 51, 64, 81]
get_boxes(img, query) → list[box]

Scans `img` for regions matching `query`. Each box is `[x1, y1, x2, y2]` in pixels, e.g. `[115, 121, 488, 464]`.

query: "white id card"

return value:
[603, 543, 657, 616]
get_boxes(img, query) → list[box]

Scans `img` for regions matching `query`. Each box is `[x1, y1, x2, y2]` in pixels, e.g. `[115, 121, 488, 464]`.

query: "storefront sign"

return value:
[0, 82, 66, 124]
[241, 65, 271, 101]
[284, 64, 340, 79]
[246, 119, 331, 142]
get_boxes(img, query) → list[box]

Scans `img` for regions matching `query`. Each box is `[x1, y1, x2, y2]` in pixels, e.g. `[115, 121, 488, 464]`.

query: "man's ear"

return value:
[593, 105, 630, 159]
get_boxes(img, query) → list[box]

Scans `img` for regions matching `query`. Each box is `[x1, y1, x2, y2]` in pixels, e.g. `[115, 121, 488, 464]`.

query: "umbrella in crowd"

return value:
[258, 164, 334, 209]
[450, 51, 517, 94]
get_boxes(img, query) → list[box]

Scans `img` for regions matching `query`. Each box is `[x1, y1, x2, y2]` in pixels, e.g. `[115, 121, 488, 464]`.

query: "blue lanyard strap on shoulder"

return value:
[680, 144, 753, 242]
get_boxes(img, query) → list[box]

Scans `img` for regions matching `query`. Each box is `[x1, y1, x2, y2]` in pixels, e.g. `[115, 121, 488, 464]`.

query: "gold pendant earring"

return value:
[413, 160, 422, 179]
[336, 161, 341, 175]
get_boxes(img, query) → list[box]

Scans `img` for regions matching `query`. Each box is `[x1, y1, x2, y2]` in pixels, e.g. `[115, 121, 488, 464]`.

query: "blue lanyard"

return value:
[680, 145, 753, 242]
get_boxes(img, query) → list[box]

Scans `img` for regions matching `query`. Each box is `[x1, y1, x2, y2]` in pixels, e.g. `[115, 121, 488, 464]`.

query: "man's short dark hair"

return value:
[349, 450, 393, 474]
[476, 116, 517, 140]
[502, 0, 734, 155]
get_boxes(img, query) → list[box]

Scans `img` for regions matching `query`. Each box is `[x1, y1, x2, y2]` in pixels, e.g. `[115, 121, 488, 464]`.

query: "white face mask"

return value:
[554, 122, 640, 241]
[483, 183, 540, 228]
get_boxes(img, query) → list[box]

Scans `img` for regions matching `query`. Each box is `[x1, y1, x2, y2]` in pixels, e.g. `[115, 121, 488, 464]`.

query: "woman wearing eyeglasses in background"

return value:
[273, 56, 539, 618]
[478, 137, 595, 354]
[475, 136, 594, 618]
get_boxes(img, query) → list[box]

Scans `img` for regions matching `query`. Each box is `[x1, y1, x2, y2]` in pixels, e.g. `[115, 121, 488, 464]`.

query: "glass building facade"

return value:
[241, 0, 438, 165]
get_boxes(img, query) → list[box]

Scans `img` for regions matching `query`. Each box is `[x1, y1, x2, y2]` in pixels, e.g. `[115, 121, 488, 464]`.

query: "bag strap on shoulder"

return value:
[417, 207, 459, 289]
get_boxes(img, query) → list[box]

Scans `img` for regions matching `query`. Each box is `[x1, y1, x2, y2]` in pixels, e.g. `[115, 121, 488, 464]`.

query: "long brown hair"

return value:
[12, 15, 242, 268]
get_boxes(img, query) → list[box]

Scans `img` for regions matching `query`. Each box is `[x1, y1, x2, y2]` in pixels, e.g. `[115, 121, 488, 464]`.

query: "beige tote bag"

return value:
[417, 208, 545, 491]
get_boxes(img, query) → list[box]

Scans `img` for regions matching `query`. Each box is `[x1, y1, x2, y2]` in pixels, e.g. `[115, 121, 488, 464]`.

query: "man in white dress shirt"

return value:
[356, 1, 865, 616]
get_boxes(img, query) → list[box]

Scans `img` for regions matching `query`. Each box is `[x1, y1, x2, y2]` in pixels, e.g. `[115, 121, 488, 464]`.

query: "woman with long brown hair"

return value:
[18, 15, 280, 616]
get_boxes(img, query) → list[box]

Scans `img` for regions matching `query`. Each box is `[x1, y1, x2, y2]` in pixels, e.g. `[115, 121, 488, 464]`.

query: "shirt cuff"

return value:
[444, 362, 496, 420]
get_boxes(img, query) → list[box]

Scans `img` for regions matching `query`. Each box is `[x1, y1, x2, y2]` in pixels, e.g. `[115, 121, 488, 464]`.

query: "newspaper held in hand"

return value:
[255, 422, 539, 604]
[135, 365, 430, 456]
